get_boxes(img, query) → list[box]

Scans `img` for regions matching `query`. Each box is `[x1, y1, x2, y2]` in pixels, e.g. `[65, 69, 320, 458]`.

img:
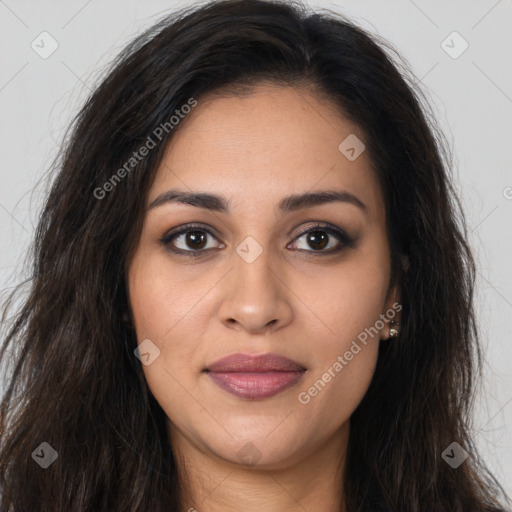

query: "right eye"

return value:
[160, 224, 225, 256]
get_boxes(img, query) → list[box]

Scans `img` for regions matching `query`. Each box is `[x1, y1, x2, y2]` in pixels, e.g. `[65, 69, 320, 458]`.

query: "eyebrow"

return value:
[148, 188, 367, 214]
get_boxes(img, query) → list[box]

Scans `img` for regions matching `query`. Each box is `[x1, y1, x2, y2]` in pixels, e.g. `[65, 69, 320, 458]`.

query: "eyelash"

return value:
[160, 222, 357, 258]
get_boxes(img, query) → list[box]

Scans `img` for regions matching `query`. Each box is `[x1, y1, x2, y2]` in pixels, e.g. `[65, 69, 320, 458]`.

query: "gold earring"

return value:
[389, 320, 401, 338]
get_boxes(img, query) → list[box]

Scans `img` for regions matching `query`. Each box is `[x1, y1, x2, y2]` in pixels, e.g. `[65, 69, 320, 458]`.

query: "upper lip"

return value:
[204, 353, 306, 373]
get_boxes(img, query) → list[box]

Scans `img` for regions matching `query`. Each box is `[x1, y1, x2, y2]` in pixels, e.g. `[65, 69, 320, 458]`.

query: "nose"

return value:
[217, 249, 293, 335]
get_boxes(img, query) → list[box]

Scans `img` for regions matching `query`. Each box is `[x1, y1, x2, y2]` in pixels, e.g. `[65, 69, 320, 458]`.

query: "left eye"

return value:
[289, 226, 346, 252]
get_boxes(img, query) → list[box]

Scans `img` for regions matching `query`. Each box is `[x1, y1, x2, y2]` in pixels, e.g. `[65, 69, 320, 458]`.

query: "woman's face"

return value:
[127, 84, 399, 469]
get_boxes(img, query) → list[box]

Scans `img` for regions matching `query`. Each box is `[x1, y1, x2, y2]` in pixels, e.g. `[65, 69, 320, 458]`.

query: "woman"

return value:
[0, 0, 509, 510]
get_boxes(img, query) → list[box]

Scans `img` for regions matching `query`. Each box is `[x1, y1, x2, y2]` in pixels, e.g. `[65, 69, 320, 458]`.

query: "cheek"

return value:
[293, 271, 385, 423]
[296, 343, 378, 440]
[128, 254, 206, 407]
[291, 259, 387, 422]
[128, 250, 207, 342]
[293, 255, 389, 354]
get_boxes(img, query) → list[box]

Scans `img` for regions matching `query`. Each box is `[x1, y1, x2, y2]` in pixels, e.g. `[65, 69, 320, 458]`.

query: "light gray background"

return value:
[1, 0, 511, 497]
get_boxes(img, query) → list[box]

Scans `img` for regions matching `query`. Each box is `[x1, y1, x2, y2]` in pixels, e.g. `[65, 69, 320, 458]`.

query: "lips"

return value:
[205, 353, 306, 373]
[204, 353, 306, 400]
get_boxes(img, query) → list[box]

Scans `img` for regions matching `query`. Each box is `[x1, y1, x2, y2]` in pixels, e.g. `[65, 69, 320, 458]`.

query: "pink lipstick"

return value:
[204, 353, 306, 400]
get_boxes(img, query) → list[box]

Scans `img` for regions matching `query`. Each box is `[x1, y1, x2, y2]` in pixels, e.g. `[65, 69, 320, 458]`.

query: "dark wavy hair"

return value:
[1, 0, 509, 510]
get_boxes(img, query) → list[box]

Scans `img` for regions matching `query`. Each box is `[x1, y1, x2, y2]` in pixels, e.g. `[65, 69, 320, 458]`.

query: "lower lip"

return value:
[206, 371, 305, 399]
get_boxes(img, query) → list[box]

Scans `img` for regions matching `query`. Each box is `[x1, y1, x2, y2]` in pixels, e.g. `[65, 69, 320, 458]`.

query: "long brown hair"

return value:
[1, 1, 509, 510]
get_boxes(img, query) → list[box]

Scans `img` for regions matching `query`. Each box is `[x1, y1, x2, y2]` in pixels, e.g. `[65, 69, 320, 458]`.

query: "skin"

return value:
[127, 83, 401, 512]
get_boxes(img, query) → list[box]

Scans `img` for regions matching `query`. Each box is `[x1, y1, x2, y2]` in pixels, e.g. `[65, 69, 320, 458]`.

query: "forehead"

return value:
[149, 84, 384, 219]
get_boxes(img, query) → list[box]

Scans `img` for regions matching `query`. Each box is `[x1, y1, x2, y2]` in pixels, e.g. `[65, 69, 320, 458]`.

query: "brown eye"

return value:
[305, 231, 329, 250]
[161, 225, 224, 255]
[290, 224, 354, 254]
[183, 231, 208, 250]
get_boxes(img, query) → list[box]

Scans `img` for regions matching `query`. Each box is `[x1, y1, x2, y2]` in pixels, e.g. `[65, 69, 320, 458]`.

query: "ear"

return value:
[381, 284, 402, 340]
[380, 255, 407, 340]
